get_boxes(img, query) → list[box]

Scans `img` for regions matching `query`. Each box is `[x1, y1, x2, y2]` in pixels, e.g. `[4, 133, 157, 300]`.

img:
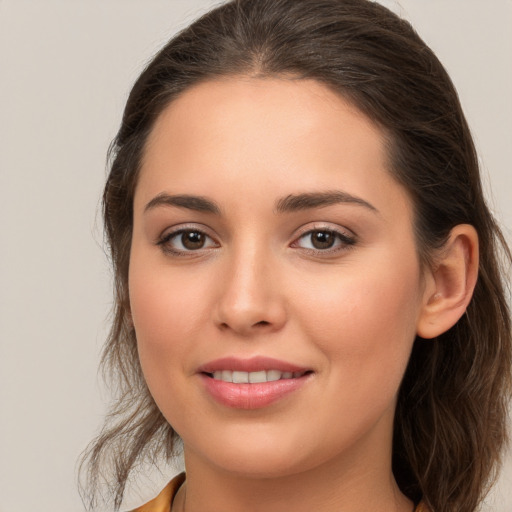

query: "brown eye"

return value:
[181, 230, 206, 250]
[294, 228, 356, 252]
[310, 231, 335, 249]
[158, 228, 217, 254]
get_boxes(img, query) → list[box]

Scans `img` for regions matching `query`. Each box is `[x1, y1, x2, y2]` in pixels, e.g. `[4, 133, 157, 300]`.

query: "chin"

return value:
[210, 452, 309, 480]
[183, 426, 333, 480]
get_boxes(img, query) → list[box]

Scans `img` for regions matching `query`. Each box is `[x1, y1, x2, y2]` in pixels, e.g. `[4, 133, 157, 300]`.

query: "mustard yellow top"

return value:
[131, 473, 430, 512]
[131, 473, 185, 512]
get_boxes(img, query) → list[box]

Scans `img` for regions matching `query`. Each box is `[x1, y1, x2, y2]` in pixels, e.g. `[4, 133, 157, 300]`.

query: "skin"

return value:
[128, 77, 477, 512]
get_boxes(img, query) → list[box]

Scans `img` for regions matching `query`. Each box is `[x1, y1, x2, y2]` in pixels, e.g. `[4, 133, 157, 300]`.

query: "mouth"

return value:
[198, 357, 313, 409]
[204, 369, 311, 383]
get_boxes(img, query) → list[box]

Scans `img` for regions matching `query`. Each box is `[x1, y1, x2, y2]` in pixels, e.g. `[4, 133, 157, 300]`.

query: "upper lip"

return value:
[198, 356, 309, 374]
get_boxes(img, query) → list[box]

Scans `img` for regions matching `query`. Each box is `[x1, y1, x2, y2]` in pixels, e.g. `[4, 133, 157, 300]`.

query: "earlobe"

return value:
[416, 224, 479, 339]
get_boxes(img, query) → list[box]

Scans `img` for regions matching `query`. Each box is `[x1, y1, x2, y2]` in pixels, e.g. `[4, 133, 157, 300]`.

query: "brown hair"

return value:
[80, 1, 512, 510]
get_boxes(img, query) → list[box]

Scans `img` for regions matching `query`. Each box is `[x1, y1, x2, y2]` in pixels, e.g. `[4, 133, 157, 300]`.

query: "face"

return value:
[129, 77, 429, 478]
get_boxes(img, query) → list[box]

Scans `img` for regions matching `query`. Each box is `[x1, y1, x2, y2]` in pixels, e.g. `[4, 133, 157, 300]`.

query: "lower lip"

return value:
[200, 374, 310, 409]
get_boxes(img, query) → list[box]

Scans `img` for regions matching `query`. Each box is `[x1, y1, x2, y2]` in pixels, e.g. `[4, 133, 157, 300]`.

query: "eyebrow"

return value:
[144, 193, 221, 214]
[274, 191, 378, 214]
[144, 190, 378, 216]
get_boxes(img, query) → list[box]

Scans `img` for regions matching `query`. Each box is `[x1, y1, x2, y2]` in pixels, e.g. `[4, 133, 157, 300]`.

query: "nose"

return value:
[213, 245, 287, 337]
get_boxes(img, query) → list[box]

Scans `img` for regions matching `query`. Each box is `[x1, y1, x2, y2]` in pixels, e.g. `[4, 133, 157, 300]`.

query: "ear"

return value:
[416, 224, 479, 339]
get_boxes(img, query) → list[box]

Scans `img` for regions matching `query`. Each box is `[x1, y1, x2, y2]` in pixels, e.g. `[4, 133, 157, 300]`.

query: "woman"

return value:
[80, 0, 512, 511]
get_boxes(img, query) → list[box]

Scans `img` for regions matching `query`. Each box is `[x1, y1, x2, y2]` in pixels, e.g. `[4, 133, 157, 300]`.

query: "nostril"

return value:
[254, 320, 271, 327]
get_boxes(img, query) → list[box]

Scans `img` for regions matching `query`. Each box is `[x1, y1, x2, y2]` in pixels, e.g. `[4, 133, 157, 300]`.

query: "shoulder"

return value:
[130, 472, 186, 512]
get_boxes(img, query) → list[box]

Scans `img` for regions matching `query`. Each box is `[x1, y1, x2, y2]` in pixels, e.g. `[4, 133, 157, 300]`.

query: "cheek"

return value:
[295, 255, 422, 393]
[128, 257, 207, 388]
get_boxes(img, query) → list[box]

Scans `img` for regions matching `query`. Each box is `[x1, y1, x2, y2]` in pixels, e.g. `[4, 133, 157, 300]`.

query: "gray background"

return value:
[1, 1, 510, 510]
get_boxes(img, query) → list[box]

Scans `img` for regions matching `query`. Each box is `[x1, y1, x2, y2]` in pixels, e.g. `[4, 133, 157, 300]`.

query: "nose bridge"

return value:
[214, 236, 286, 335]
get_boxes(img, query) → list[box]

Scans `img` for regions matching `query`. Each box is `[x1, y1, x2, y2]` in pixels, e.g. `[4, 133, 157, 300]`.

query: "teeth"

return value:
[266, 369, 281, 382]
[211, 370, 305, 383]
[232, 371, 249, 384]
[248, 370, 267, 383]
[221, 370, 233, 382]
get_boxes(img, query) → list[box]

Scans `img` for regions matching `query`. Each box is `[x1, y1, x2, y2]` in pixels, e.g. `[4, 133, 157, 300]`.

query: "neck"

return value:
[178, 436, 413, 512]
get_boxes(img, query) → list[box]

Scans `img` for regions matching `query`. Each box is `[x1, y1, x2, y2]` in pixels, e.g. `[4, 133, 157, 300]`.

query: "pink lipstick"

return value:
[198, 356, 312, 409]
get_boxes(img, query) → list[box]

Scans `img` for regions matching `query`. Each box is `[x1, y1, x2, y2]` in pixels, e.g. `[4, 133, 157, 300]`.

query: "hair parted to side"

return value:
[79, 0, 512, 510]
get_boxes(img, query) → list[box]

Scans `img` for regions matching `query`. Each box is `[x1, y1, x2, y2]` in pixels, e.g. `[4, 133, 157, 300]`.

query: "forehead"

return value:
[142, 76, 386, 169]
[136, 76, 408, 220]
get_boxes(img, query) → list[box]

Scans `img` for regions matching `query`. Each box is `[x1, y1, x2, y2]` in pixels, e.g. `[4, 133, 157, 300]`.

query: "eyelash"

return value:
[157, 227, 218, 256]
[156, 226, 356, 257]
[292, 227, 356, 255]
